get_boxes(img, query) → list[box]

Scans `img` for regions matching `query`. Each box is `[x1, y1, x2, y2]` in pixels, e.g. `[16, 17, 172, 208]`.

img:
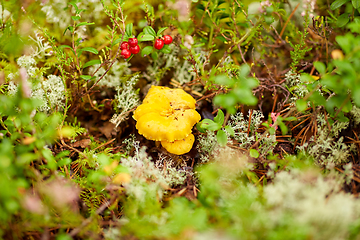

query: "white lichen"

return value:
[120, 140, 187, 202]
[350, 105, 360, 125]
[265, 169, 360, 240]
[297, 114, 356, 167]
[228, 110, 264, 148]
[90, 60, 131, 88]
[110, 74, 140, 127]
[197, 130, 219, 163]
[144, 45, 180, 83]
[8, 73, 65, 113]
[284, 70, 309, 104]
[154, 154, 188, 186]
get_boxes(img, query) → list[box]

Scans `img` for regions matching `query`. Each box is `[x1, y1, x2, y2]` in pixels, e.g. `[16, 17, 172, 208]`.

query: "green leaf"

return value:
[71, 16, 81, 21]
[125, 23, 133, 37]
[78, 47, 99, 55]
[337, 13, 350, 28]
[214, 74, 233, 86]
[213, 109, 224, 125]
[63, 26, 73, 35]
[59, 45, 72, 50]
[233, 88, 258, 106]
[347, 21, 360, 33]
[80, 75, 92, 80]
[144, 26, 156, 36]
[284, 116, 297, 121]
[56, 233, 73, 240]
[224, 125, 235, 136]
[241, 77, 259, 89]
[69, 2, 79, 11]
[213, 94, 237, 114]
[300, 73, 317, 83]
[313, 61, 326, 75]
[160, 44, 171, 54]
[139, 34, 155, 42]
[83, 59, 101, 68]
[112, 38, 122, 47]
[151, 51, 158, 60]
[278, 121, 288, 135]
[352, 0, 360, 9]
[55, 150, 70, 159]
[239, 64, 251, 78]
[268, 127, 276, 135]
[200, 119, 221, 131]
[336, 33, 353, 54]
[157, 27, 168, 36]
[352, 86, 360, 107]
[196, 122, 207, 133]
[42, 148, 56, 170]
[57, 158, 72, 167]
[249, 149, 260, 158]
[216, 35, 227, 42]
[141, 46, 154, 57]
[309, 91, 326, 106]
[216, 130, 227, 147]
[76, 22, 95, 27]
[330, 0, 349, 10]
[296, 99, 308, 112]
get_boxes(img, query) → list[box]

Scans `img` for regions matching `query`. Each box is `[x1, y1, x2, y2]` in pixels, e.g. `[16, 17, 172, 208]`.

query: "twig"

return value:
[279, 3, 300, 38]
[93, 138, 116, 152]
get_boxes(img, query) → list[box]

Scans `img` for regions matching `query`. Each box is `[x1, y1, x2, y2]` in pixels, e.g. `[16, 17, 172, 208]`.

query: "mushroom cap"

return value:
[133, 86, 201, 142]
[161, 134, 195, 155]
[142, 86, 197, 109]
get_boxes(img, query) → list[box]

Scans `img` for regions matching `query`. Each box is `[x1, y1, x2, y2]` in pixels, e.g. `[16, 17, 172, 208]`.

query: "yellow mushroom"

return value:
[160, 134, 195, 155]
[133, 86, 201, 155]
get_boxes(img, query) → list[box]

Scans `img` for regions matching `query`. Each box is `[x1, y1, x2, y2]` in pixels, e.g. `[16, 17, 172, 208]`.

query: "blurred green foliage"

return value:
[1, 0, 360, 239]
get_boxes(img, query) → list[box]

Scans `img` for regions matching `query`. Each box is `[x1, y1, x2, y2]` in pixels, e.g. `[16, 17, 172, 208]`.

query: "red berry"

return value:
[163, 35, 173, 44]
[120, 41, 129, 50]
[121, 49, 131, 59]
[129, 45, 140, 54]
[128, 38, 138, 47]
[154, 39, 164, 50]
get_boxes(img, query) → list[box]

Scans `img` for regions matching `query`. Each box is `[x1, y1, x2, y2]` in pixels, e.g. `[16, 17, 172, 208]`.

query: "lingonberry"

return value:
[129, 45, 140, 54]
[121, 49, 131, 59]
[163, 35, 173, 45]
[120, 41, 129, 50]
[154, 39, 164, 50]
[128, 38, 138, 47]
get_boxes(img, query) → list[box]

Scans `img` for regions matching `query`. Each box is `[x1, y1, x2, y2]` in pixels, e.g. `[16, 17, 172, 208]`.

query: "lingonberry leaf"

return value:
[224, 125, 235, 137]
[157, 27, 168, 36]
[76, 22, 95, 28]
[83, 59, 101, 68]
[77, 47, 98, 57]
[200, 119, 221, 131]
[71, 16, 81, 21]
[80, 75, 92, 80]
[144, 26, 156, 37]
[330, 0, 349, 10]
[216, 130, 227, 147]
[249, 149, 260, 158]
[139, 34, 155, 42]
[159, 44, 171, 53]
[125, 23, 133, 38]
[296, 99, 308, 112]
[141, 46, 154, 57]
[213, 109, 224, 125]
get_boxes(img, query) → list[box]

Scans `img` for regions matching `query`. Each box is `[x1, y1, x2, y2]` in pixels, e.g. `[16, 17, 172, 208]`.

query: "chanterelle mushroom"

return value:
[160, 134, 195, 155]
[133, 86, 201, 155]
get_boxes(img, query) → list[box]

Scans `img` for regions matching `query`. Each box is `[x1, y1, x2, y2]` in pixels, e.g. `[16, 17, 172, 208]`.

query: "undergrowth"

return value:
[1, 0, 360, 239]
